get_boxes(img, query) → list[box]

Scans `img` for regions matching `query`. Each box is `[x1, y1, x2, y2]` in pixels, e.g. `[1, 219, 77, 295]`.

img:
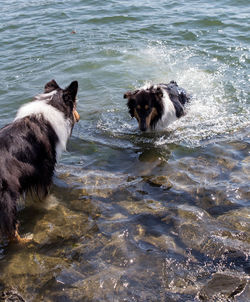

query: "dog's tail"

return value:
[0, 180, 18, 239]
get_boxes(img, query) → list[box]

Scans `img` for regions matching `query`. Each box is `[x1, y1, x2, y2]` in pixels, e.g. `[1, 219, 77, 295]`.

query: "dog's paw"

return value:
[9, 232, 33, 245]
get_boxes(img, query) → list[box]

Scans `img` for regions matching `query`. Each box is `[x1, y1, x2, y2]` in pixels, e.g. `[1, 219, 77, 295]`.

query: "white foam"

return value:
[89, 43, 249, 147]
[126, 43, 249, 146]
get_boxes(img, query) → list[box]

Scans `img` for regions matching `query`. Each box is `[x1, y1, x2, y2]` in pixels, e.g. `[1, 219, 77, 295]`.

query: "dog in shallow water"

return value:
[0, 79, 80, 243]
[124, 81, 190, 131]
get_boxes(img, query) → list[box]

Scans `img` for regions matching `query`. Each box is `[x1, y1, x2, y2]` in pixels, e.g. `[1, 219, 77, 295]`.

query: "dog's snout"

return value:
[139, 121, 147, 132]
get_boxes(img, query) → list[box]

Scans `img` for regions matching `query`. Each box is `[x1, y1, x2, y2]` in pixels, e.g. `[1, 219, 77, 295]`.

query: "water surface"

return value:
[0, 0, 249, 301]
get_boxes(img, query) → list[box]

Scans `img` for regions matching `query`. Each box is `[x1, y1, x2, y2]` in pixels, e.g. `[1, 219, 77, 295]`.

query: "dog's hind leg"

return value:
[9, 223, 32, 244]
[0, 186, 30, 244]
[0, 190, 17, 241]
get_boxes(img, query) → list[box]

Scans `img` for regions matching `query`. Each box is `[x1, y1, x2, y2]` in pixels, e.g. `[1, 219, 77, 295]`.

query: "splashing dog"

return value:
[124, 81, 190, 131]
[0, 80, 80, 243]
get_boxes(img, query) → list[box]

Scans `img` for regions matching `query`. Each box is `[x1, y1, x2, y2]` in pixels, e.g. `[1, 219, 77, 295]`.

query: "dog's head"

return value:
[43, 79, 80, 124]
[124, 86, 164, 131]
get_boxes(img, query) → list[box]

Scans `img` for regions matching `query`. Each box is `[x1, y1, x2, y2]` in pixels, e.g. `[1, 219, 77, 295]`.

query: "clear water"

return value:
[0, 0, 249, 301]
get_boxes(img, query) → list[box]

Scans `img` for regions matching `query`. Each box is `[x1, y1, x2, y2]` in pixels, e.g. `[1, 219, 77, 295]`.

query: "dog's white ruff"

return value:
[156, 89, 177, 129]
[14, 97, 71, 160]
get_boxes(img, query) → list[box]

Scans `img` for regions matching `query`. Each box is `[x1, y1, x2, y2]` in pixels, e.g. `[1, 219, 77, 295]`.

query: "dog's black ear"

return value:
[124, 91, 132, 99]
[66, 81, 78, 101]
[124, 92, 129, 99]
[44, 79, 60, 93]
[124, 89, 139, 99]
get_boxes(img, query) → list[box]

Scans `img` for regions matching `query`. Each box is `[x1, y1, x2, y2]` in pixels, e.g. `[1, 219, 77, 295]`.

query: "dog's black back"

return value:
[160, 81, 190, 118]
[0, 116, 57, 236]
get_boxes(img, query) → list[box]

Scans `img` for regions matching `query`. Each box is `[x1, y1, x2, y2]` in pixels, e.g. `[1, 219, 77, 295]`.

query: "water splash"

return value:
[98, 42, 249, 148]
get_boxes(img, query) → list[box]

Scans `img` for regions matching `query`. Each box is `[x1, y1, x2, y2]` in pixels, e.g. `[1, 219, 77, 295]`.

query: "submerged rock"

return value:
[0, 289, 25, 302]
[198, 273, 247, 301]
[217, 208, 250, 234]
[143, 175, 172, 190]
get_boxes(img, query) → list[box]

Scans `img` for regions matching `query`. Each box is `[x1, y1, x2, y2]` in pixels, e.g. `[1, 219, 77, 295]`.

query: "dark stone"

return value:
[0, 289, 25, 302]
[199, 273, 247, 301]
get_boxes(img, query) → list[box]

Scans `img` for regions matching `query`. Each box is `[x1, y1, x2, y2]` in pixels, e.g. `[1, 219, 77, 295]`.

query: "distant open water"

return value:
[0, 1, 250, 301]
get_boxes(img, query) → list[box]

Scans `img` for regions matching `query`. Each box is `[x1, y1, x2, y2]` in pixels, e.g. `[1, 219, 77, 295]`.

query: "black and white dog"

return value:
[0, 79, 79, 243]
[124, 81, 190, 131]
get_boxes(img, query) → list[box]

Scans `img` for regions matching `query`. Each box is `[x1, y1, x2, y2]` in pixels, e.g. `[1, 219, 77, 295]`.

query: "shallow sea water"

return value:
[0, 0, 249, 301]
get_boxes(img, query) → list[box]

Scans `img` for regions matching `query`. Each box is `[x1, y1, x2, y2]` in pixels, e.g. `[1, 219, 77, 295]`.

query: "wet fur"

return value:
[0, 79, 79, 242]
[124, 81, 190, 131]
